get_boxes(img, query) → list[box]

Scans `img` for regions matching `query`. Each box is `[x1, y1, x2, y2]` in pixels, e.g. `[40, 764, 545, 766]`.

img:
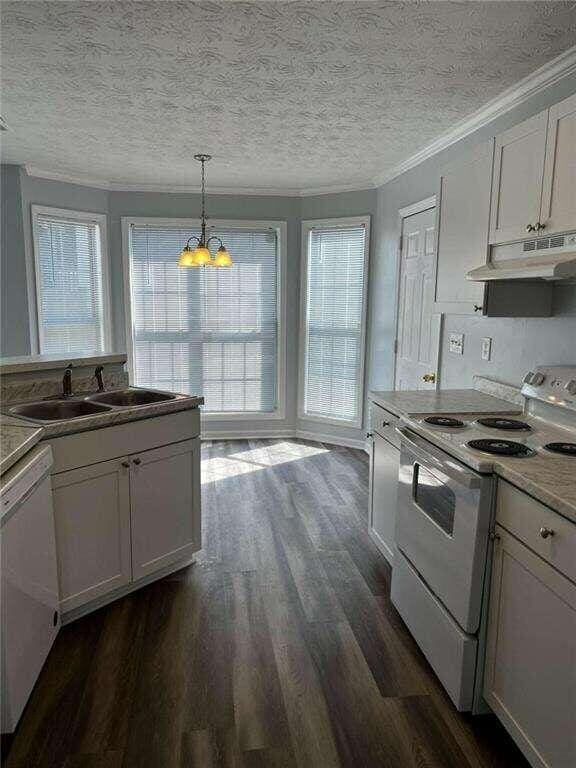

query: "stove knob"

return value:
[531, 373, 545, 386]
[565, 379, 576, 396]
[522, 371, 535, 384]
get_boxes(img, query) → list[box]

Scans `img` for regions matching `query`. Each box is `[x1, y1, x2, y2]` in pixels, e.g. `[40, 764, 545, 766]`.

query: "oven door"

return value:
[395, 427, 493, 633]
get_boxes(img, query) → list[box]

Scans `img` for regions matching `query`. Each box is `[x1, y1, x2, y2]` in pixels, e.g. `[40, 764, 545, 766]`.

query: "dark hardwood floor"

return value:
[3, 439, 529, 768]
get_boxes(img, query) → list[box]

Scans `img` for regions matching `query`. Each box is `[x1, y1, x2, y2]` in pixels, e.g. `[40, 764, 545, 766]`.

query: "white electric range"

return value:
[391, 365, 576, 714]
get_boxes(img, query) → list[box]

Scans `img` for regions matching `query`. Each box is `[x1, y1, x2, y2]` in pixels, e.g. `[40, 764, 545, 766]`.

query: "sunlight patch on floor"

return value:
[201, 441, 329, 483]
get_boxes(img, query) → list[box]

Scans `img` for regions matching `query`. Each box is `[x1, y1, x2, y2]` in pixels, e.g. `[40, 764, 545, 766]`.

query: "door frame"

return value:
[393, 195, 440, 391]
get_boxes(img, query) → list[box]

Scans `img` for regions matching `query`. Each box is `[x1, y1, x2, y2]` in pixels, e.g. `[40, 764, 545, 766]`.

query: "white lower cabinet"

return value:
[52, 436, 201, 616]
[52, 457, 132, 613]
[484, 524, 576, 768]
[130, 439, 200, 580]
[369, 430, 399, 565]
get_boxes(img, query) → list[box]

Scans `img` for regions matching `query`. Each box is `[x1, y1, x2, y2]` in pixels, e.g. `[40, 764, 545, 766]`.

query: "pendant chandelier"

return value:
[178, 154, 232, 268]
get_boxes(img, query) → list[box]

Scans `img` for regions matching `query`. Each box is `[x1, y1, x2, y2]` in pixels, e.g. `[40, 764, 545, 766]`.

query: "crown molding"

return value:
[22, 46, 576, 199]
[372, 44, 576, 188]
[24, 165, 375, 198]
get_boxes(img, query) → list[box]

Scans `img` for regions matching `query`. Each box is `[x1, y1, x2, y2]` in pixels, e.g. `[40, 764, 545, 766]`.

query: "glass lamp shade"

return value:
[178, 246, 196, 267]
[191, 245, 212, 266]
[213, 246, 233, 267]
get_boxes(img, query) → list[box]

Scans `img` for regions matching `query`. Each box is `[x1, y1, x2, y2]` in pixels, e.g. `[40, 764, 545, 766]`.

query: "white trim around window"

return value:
[298, 215, 371, 430]
[121, 217, 288, 421]
[29, 205, 112, 356]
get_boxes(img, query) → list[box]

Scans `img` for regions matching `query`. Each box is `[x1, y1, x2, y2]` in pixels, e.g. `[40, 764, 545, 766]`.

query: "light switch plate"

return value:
[481, 337, 492, 361]
[449, 333, 464, 355]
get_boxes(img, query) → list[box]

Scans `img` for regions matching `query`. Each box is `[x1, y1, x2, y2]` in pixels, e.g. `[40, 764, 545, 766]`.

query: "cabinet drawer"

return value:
[496, 479, 576, 583]
[370, 402, 400, 447]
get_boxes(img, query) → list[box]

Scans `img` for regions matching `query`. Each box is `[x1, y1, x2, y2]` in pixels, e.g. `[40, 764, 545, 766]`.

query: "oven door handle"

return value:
[396, 426, 482, 490]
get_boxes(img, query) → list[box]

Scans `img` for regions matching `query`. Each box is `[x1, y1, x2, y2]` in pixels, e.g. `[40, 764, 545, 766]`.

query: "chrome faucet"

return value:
[94, 365, 105, 392]
[62, 365, 73, 398]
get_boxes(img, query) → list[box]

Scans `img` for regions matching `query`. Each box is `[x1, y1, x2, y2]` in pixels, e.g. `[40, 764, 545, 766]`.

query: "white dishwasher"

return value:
[1, 444, 60, 733]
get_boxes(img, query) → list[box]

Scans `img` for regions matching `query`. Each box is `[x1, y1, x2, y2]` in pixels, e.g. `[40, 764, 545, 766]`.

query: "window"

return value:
[300, 217, 370, 427]
[31, 206, 111, 355]
[125, 220, 285, 416]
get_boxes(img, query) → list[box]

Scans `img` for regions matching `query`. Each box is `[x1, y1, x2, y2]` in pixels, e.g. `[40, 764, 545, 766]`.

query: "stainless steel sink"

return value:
[10, 399, 112, 423]
[87, 388, 176, 407]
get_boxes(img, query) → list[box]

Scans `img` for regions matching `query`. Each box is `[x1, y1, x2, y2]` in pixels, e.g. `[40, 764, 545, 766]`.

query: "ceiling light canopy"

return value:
[178, 154, 232, 268]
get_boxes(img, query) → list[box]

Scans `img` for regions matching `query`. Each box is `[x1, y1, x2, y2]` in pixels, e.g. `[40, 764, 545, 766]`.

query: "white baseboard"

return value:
[294, 429, 366, 450]
[201, 427, 366, 451]
[201, 428, 295, 441]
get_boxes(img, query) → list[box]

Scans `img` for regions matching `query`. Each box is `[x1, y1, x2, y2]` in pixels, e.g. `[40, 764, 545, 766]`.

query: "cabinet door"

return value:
[369, 434, 399, 565]
[52, 458, 132, 613]
[130, 438, 201, 580]
[489, 110, 549, 245]
[540, 93, 576, 235]
[484, 526, 576, 768]
[434, 141, 491, 312]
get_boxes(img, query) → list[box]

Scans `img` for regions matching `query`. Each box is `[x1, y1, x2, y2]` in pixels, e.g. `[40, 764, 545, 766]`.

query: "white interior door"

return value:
[395, 205, 441, 391]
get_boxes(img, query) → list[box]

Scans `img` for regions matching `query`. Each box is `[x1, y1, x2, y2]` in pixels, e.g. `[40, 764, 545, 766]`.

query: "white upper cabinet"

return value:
[434, 140, 493, 312]
[489, 110, 549, 245]
[540, 92, 576, 235]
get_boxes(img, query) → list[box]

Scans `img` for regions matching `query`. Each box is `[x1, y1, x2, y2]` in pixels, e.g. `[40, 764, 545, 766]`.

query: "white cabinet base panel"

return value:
[61, 552, 197, 625]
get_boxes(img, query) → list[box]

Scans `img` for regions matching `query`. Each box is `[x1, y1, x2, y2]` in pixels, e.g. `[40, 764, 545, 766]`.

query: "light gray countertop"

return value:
[4, 393, 204, 441]
[369, 389, 523, 417]
[0, 417, 44, 475]
[0, 353, 127, 375]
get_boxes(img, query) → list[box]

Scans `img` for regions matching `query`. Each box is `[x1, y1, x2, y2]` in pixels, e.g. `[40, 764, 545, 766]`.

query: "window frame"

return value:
[29, 205, 113, 356]
[298, 215, 371, 430]
[121, 217, 287, 421]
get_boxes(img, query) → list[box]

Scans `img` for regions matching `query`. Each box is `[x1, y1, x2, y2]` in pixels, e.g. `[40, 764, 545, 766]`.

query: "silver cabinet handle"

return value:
[539, 527, 555, 539]
[535, 221, 546, 232]
[133, 458, 142, 465]
[121, 461, 130, 468]
[526, 223, 536, 233]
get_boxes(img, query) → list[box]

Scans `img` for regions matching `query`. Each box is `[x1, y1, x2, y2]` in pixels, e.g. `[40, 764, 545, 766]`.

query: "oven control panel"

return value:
[521, 365, 576, 410]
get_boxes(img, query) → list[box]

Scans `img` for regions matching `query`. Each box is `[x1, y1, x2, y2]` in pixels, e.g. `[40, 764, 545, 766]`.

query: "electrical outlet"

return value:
[449, 333, 464, 355]
[481, 337, 492, 361]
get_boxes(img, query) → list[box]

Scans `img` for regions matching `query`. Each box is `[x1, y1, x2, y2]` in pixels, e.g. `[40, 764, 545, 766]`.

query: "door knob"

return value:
[535, 221, 546, 232]
[539, 527, 554, 539]
[422, 373, 436, 383]
[526, 223, 536, 233]
[473, 304, 483, 313]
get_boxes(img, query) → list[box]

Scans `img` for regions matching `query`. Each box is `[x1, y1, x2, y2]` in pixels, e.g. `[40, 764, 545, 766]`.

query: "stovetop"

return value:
[414, 411, 576, 464]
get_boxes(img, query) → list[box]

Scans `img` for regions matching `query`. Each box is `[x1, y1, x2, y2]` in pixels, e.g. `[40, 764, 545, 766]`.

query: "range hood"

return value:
[467, 231, 576, 282]
[468, 251, 576, 282]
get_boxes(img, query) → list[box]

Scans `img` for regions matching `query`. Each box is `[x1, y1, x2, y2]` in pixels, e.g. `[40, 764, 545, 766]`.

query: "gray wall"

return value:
[1, 169, 374, 440]
[4, 70, 576, 438]
[1, 166, 30, 356]
[1, 167, 110, 356]
[369, 72, 576, 393]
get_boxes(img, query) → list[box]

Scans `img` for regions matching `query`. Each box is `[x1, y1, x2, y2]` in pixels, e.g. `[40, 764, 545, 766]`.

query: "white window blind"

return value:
[33, 210, 109, 356]
[128, 224, 279, 414]
[301, 222, 368, 426]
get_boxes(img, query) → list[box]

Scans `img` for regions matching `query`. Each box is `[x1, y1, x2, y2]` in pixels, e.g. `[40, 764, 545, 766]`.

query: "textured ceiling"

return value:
[2, 1, 576, 192]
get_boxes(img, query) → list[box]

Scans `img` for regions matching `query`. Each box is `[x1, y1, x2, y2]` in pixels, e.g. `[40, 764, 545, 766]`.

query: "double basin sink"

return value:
[8, 388, 177, 424]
